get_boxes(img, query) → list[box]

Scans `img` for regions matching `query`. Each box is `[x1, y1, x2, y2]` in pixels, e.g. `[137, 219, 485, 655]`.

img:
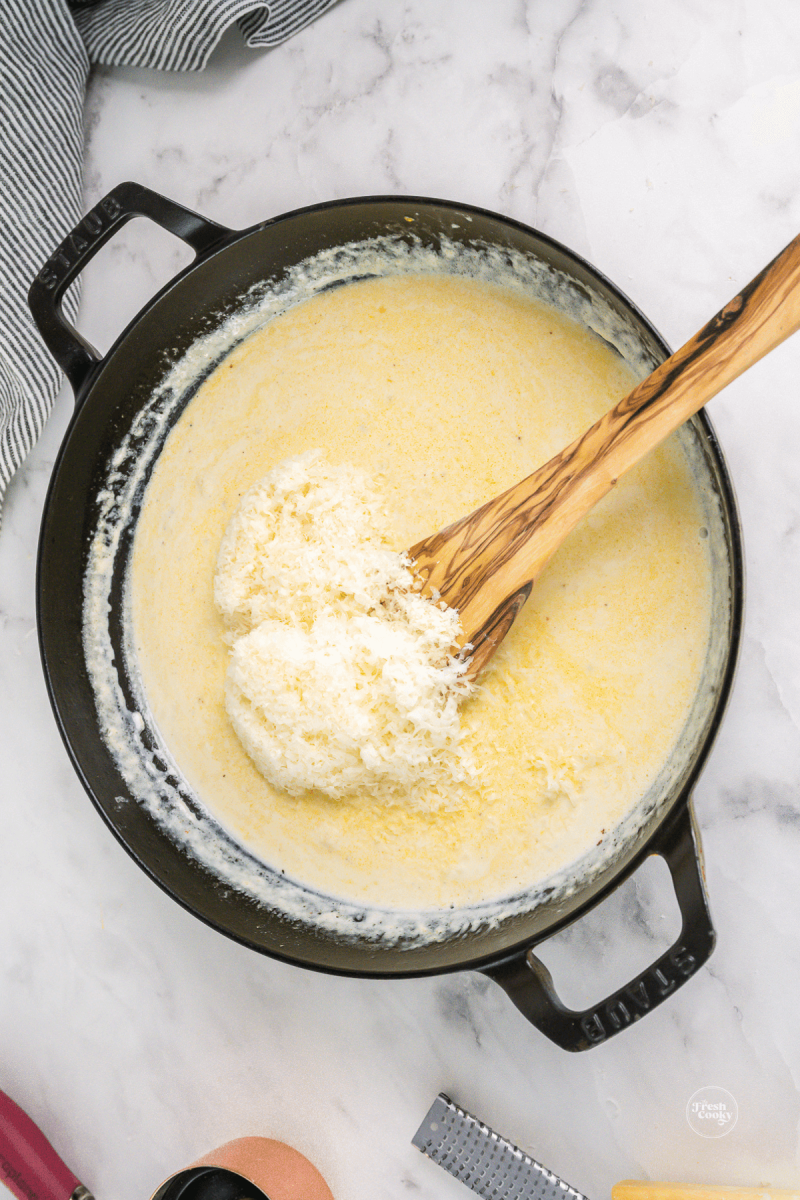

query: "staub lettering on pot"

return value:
[580, 945, 699, 1043]
[37, 195, 123, 290]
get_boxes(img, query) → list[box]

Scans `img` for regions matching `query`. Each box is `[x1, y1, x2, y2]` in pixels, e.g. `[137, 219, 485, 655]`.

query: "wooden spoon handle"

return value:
[411, 231, 800, 678]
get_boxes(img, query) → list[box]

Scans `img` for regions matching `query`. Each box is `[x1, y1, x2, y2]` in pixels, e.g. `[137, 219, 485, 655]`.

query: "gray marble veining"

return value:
[2, 2, 800, 1198]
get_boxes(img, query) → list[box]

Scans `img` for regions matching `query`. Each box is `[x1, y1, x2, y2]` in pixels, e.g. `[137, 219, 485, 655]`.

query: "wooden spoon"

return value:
[409, 233, 800, 681]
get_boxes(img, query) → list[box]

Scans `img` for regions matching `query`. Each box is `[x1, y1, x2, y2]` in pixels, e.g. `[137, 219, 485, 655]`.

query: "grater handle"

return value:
[482, 801, 714, 1051]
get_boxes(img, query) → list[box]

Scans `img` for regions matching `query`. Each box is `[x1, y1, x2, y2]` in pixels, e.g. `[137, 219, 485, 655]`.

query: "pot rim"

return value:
[33, 187, 744, 983]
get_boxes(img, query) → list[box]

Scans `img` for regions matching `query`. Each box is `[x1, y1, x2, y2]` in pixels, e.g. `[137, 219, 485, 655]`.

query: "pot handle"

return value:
[482, 801, 715, 1051]
[28, 181, 233, 399]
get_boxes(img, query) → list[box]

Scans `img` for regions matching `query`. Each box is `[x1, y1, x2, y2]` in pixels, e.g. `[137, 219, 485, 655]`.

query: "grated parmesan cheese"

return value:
[214, 452, 477, 807]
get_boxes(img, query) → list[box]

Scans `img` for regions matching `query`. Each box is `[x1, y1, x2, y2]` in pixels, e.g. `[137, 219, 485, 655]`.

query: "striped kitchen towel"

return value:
[0, 0, 340, 524]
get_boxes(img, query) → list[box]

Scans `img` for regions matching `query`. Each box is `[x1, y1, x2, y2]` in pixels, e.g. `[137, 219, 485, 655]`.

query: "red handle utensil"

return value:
[0, 1088, 89, 1200]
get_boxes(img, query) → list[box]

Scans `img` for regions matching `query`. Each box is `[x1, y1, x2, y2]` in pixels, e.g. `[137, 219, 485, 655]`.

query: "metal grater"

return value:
[412, 1093, 590, 1200]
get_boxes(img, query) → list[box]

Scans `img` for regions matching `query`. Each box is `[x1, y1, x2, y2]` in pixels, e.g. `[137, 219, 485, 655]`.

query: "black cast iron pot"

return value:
[28, 183, 743, 1051]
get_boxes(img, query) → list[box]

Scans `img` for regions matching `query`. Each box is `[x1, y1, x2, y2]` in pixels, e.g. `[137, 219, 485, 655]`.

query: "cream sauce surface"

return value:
[130, 273, 711, 909]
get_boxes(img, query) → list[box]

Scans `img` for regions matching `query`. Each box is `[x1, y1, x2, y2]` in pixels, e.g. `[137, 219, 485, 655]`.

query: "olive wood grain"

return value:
[410, 232, 800, 680]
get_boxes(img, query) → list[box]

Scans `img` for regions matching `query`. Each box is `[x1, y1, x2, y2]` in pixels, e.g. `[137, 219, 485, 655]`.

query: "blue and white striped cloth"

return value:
[0, 0, 339, 520]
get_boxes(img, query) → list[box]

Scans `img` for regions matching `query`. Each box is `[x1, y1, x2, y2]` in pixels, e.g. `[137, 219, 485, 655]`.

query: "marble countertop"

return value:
[3, 2, 800, 1198]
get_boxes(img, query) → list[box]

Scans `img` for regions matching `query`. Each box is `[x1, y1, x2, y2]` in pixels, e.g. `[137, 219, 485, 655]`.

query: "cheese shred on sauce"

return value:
[123, 269, 714, 917]
[214, 452, 477, 808]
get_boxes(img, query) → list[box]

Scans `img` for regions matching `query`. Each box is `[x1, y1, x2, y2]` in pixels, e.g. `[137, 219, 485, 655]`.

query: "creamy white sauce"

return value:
[82, 232, 730, 946]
